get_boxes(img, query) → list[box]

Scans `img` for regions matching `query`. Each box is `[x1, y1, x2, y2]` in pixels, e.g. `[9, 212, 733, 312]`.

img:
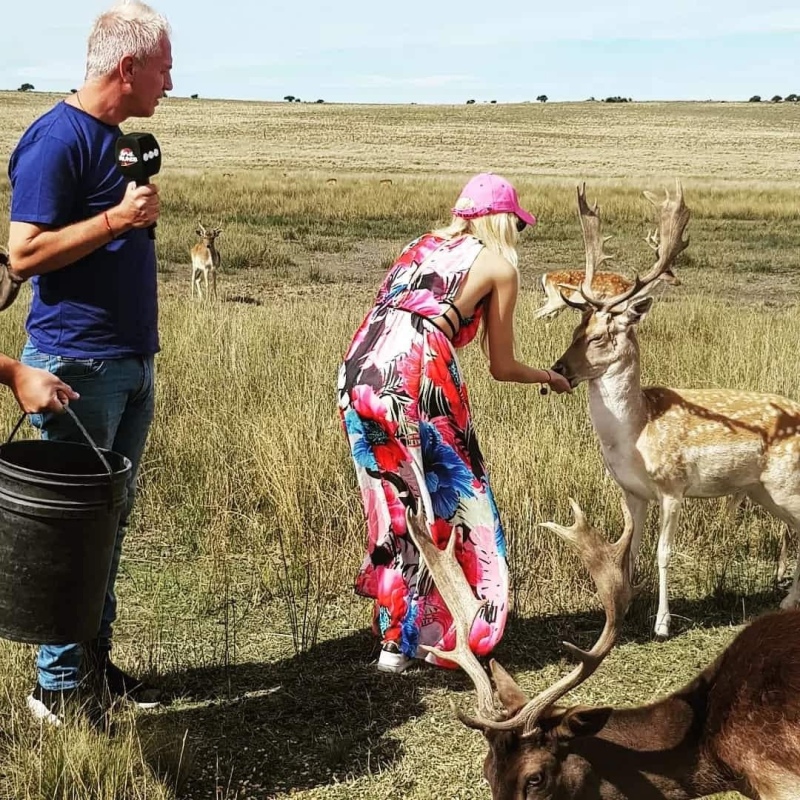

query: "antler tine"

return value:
[601, 178, 690, 313]
[555, 281, 594, 312]
[481, 497, 636, 736]
[404, 505, 500, 723]
[576, 183, 615, 309]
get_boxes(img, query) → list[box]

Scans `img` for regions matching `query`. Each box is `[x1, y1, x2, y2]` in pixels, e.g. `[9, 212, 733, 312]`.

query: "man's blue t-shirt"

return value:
[9, 102, 159, 358]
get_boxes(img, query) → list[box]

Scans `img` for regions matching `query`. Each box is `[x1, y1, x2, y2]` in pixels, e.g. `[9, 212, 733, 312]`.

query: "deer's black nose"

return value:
[551, 362, 567, 377]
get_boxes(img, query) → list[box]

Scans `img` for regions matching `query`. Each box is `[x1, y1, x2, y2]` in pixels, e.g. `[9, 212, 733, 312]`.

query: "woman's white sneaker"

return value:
[377, 641, 412, 673]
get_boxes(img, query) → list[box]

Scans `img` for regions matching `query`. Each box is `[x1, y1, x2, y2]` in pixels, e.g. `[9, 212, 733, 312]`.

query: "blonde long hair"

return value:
[432, 211, 522, 355]
[432, 211, 521, 269]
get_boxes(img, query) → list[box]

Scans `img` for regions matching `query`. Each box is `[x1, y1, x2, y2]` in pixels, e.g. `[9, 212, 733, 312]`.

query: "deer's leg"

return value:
[655, 495, 682, 639]
[533, 280, 565, 320]
[780, 526, 800, 609]
[623, 492, 648, 580]
[748, 485, 800, 609]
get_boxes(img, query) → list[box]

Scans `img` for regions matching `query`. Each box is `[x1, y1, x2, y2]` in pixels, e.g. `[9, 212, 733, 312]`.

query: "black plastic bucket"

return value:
[0, 408, 131, 644]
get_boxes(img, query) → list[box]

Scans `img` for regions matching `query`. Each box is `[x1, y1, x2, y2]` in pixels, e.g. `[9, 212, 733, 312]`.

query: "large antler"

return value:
[596, 179, 690, 312]
[404, 505, 500, 721]
[499, 498, 636, 735]
[411, 496, 636, 735]
[576, 183, 616, 309]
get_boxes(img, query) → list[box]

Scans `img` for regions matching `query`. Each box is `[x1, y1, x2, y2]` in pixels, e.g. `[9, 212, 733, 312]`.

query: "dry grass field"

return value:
[0, 91, 798, 799]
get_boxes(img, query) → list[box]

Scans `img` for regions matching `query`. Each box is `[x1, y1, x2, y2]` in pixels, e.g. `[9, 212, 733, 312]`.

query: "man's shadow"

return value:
[141, 586, 782, 798]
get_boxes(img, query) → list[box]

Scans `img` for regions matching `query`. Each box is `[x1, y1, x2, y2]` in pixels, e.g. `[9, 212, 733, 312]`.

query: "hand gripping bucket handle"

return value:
[7, 407, 114, 477]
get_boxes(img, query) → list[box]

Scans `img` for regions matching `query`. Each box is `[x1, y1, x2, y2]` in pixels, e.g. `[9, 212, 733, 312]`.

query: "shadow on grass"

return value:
[148, 587, 783, 798]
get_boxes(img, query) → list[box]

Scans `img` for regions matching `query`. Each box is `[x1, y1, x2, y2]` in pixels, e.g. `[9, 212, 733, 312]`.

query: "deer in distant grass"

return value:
[535, 266, 681, 321]
[549, 181, 800, 638]
[534, 231, 681, 321]
[405, 500, 800, 800]
[191, 222, 222, 301]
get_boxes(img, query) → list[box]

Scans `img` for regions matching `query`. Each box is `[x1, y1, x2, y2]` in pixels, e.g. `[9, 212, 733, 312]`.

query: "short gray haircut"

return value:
[85, 0, 171, 79]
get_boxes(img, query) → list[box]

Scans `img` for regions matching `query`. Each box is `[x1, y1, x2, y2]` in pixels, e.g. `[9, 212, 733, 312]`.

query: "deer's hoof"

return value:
[654, 617, 671, 639]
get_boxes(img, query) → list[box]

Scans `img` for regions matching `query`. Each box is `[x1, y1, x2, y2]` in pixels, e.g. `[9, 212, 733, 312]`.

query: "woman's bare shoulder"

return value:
[472, 247, 517, 281]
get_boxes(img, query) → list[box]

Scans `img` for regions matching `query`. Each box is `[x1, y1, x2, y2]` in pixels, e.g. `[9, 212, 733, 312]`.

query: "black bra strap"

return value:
[442, 299, 468, 328]
[437, 313, 458, 338]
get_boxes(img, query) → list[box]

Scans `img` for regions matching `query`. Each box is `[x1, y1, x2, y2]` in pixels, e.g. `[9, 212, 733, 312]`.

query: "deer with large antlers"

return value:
[406, 502, 800, 800]
[550, 181, 800, 638]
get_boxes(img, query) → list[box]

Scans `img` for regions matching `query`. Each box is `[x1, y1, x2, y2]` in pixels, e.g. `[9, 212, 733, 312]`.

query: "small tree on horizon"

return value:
[536, 94, 548, 103]
[749, 95, 761, 102]
[283, 95, 296, 102]
[17, 83, 34, 92]
[466, 98, 476, 104]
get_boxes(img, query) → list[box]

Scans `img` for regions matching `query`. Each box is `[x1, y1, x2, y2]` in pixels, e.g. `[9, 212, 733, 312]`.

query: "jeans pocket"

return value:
[20, 341, 50, 369]
[53, 356, 106, 380]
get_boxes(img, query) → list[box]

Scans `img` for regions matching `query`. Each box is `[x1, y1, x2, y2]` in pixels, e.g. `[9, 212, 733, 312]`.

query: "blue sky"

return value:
[1, 1, 798, 103]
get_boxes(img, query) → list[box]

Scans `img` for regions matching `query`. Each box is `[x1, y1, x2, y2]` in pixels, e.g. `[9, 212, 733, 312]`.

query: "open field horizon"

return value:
[0, 93, 798, 799]
[2, 91, 800, 183]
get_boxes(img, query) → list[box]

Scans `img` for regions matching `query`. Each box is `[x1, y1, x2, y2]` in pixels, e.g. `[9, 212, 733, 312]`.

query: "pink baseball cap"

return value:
[452, 172, 537, 227]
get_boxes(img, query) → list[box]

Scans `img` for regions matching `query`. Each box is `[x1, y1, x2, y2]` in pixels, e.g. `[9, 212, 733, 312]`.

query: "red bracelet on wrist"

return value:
[103, 210, 115, 240]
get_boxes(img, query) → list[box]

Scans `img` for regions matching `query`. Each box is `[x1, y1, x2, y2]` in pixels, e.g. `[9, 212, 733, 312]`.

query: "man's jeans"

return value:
[20, 340, 155, 691]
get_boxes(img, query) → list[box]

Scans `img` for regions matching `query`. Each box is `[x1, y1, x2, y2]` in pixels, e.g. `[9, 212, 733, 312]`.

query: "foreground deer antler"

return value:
[404, 504, 498, 719]
[576, 180, 689, 312]
[405, 497, 635, 735]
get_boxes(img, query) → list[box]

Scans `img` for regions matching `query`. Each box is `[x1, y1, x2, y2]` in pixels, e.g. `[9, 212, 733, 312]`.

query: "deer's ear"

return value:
[554, 706, 612, 740]
[617, 295, 653, 327]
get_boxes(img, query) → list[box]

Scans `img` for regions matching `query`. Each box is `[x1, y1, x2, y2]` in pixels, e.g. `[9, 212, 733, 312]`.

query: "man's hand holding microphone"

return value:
[108, 132, 162, 239]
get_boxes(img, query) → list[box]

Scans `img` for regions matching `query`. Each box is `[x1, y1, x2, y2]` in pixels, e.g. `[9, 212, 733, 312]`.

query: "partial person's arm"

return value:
[8, 181, 160, 279]
[0, 355, 79, 413]
[484, 258, 571, 392]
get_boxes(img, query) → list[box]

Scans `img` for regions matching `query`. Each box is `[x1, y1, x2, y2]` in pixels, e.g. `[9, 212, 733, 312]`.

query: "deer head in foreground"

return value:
[191, 222, 222, 301]
[406, 503, 800, 800]
[550, 182, 800, 637]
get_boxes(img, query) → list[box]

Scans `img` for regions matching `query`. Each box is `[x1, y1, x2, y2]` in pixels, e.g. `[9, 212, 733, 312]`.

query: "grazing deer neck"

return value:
[562, 679, 728, 799]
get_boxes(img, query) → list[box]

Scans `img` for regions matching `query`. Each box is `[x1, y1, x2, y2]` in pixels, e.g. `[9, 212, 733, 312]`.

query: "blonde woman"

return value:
[338, 173, 571, 673]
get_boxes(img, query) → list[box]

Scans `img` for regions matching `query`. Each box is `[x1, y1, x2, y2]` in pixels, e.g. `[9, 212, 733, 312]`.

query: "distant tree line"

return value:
[749, 94, 798, 102]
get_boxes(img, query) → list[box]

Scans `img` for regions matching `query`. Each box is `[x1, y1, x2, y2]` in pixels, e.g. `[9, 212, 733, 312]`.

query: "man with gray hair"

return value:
[6, 0, 172, 727]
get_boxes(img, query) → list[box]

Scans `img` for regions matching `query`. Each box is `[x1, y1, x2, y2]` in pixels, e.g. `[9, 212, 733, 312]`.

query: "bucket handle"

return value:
[8, 407, 114, 476]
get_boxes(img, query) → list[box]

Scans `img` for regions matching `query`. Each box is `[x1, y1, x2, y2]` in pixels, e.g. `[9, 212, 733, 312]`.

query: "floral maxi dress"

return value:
[337, 233, 509, 664]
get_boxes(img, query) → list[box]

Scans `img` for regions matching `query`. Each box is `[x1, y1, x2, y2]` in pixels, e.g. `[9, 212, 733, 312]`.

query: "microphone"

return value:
[114, 132, 162, 239]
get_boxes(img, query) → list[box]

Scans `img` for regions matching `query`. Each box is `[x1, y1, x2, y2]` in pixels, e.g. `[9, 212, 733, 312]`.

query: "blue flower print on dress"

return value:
[400, 599, 420, 657]
[420, 420, 475, 519]
[344, 409, 378, 471]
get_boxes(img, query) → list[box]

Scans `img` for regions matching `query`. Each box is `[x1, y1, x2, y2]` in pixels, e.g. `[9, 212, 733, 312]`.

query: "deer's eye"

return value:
[587, 334, 605, 345]
[525, 771, 545, 793]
